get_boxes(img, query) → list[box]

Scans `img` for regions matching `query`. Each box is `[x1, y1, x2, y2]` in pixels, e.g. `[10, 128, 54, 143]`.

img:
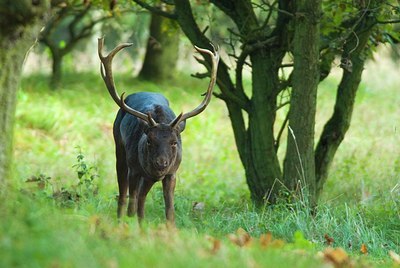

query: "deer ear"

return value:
[177, 120, 186, 133]
[139, 119, 151, 134]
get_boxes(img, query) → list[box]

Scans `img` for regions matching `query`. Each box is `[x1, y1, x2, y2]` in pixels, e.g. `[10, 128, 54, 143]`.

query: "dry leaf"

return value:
[88, 215, 101, 235]
[227, 228, 252, 247]
[389, 250, 400, 264]
[227, 234, 239, 245]
[323, 247, 349, 267]
[211, 238, 222, 254]
[360, 243, 368, 255]
[270, 239, 285, 248]
[260, 232, 273, 248]
[324, 233, 334, 246]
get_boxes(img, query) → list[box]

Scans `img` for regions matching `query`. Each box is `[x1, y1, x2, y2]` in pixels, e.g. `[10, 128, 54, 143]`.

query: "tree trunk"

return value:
[134, 0, 389, 206]
[283, 0, 321, 206]
[139, 13, 180, 81]
[245, 52, 283, 204]
[315, 17, 376, 200]
[0, 39, 30, 182]
[173, 0, 289, 205]
[50, 50, 63, 89]
[0, 1, 48, 183]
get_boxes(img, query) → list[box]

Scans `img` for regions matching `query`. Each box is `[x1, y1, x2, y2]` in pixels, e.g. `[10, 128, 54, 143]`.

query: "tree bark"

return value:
[139, 13, 180, 81]
[315, 16, 376, 200]
[244, 51, 283, 204]
[0, 38, 30, 182]
[50, 50, 63, 88]
[0, 1, 48, 183]
[283, 0, 321, 206]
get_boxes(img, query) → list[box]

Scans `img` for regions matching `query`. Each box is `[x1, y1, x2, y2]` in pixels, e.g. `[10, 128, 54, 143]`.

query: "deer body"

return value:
[114, 93, 184, 222]
[98, 37, 219, 226]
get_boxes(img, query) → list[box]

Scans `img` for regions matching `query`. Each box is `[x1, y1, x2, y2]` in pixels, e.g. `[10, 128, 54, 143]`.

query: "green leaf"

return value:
[59, 40, 66, 49]
[292, 231, 314, 250]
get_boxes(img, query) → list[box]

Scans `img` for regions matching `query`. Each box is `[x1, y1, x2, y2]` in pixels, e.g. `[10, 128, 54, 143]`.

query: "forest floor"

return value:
[1, 59, 399, 267]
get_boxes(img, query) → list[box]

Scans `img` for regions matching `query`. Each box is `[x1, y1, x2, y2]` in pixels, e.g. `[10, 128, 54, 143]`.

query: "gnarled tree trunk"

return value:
[0, 1, 48, 183]
[315, 15, 376, 200]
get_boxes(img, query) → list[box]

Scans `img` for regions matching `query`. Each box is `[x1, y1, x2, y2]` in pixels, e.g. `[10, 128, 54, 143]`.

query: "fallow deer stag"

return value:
[98, 37, 219, 226]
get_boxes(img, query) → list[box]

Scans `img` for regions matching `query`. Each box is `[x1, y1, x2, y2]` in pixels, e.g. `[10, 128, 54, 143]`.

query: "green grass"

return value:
[1, 61, 399, 267]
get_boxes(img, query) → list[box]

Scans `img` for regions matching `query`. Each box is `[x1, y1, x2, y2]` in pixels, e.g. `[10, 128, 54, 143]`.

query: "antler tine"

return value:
[170, 43, 220, 128]
[98, 37, 157, 125]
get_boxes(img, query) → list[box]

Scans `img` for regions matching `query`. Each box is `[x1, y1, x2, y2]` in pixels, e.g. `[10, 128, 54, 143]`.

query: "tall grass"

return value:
[2, 58, 399, 267]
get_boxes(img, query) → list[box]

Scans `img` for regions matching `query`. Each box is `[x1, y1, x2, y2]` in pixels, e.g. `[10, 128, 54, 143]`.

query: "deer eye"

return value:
[147, 140, 151, 146]
[171, 141, 177, 147]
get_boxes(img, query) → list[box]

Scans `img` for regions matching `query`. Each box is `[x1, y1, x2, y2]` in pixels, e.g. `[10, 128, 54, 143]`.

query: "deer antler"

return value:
[98, 37, 157, 126]
[169, 43, 220, 128]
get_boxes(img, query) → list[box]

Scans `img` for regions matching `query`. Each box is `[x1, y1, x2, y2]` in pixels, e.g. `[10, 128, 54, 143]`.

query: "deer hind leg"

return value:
[127, 171, 140, 217]
[116, 145, 128, 218]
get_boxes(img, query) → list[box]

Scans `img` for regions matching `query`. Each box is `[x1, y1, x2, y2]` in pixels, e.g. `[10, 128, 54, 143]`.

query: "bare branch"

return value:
[275, 112, 289, 152]
[376, 19, 400, 24]
[275, 100, 290, 111]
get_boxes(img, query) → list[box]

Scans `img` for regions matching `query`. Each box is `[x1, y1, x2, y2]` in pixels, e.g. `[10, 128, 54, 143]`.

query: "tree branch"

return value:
[173, 0, 249, 164]
[376, 19, 400, 24]
[132, 0, 177, 19]
[314, 10, 377, 199]
[275, 111, 289, 151]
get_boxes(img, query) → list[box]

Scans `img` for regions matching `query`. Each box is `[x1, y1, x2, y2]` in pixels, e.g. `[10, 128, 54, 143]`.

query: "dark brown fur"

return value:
[114, 92, 185, 226]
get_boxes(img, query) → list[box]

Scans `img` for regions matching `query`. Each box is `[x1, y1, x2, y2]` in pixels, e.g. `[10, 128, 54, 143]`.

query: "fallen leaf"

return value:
[211, 238, 221, 254]
[323, 247, 349, 268]
[227, 228, 252, 247]
[88, 215, 101, 235]
[389, 250, 400, 264]
[324, 233, 334, 246]
[270, 239, 285, 248]
[360, 243, 368, 255]
[260, 232, 273, 248]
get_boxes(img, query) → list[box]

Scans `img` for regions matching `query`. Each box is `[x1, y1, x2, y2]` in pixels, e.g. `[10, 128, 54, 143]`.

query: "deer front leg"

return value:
[127, 171, 140, 217]
[137, 177, 155, 224]
[162, 174, 176, 227]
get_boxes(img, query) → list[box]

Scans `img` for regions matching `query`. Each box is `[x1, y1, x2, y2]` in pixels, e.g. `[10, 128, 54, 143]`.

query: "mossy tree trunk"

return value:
[0, 1, 49, 183]
[50, 50, 63, 88]
[314, 14, 377, 200]
[283, 0, 321, 206]
[138, 12, 180, 81]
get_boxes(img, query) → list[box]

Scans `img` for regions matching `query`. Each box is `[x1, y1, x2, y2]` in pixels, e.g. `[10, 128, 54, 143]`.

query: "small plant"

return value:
[72, 146, 99, 198]
[23, 148, 100, 207]
[25, 173, 53, 196]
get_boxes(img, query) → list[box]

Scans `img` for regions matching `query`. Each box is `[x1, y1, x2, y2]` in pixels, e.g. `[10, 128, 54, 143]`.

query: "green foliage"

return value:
[73, 146, 99, 197]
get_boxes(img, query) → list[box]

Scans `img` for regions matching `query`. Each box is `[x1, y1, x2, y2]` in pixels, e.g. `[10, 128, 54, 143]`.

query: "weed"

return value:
[73, 146, 99, 198]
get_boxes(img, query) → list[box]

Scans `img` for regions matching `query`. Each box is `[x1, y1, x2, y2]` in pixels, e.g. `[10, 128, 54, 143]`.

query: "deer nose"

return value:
[156, 158, 168, 170]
